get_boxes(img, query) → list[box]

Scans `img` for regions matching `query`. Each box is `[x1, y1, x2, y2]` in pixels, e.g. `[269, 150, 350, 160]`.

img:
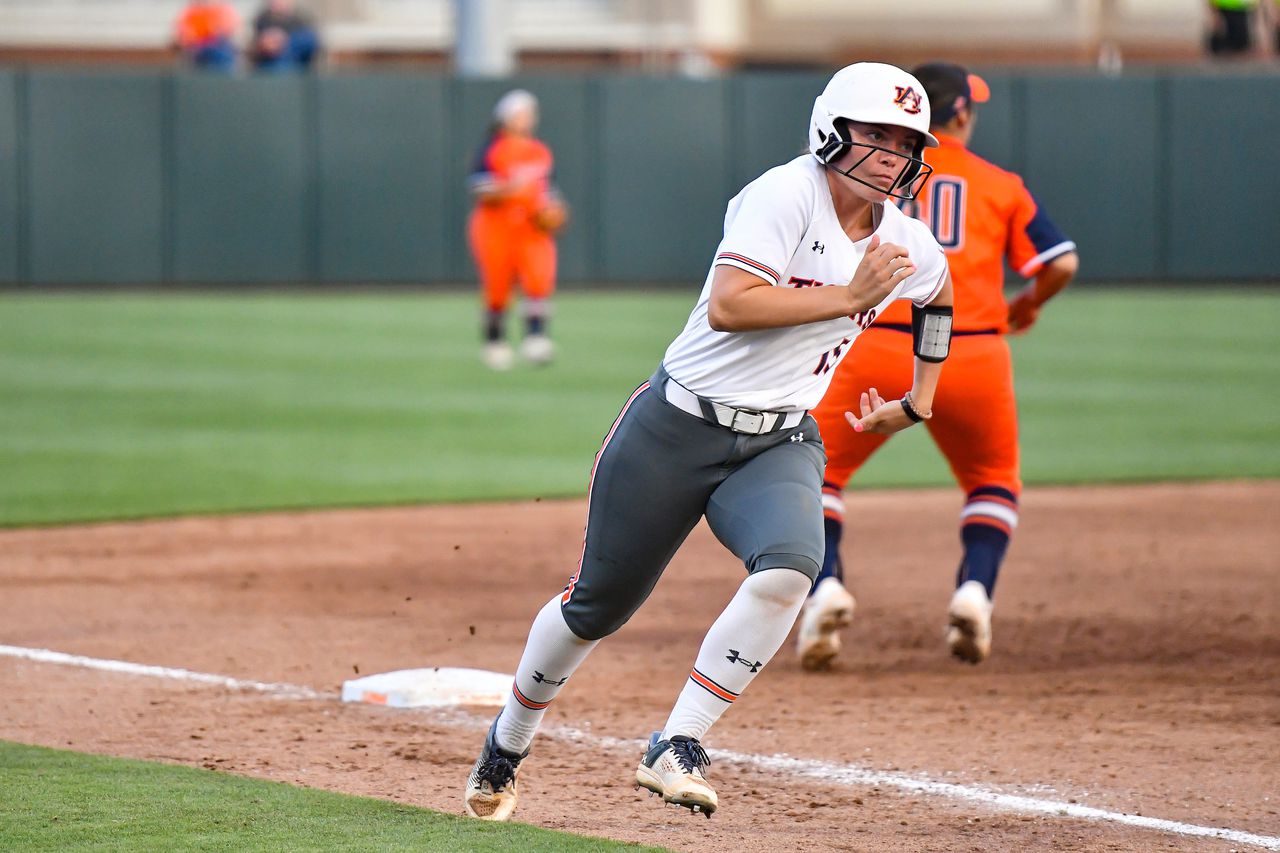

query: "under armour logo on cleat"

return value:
[790, 432, 805, 443]
[812, 241, 824, 254]
[726, 649, 762, 672]
[531, 670, 568, 686]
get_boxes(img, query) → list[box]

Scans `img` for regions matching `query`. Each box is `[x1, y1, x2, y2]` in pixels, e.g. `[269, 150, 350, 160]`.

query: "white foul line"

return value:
[0, 644, 334, 701]
[3, 643, 1278, 852]
[504, 719, 1280, 852]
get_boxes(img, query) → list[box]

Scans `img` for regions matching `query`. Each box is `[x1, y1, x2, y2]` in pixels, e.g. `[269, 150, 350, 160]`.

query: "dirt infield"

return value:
[2, 481, 1278, 852]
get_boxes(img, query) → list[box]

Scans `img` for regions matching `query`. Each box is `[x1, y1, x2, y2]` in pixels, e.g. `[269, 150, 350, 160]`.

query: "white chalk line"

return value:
[0, 644, 334, 701]
[3, 643, 1277, 851]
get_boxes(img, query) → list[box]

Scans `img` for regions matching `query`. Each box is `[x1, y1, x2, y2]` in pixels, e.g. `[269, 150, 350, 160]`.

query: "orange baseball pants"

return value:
[469, 212, 557, 313]
[812, 328, 1021, 498]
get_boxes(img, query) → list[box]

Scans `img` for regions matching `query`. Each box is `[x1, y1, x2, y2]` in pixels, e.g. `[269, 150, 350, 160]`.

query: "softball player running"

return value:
[797, 62, 1079, 671]
[464, 62, 954, 822]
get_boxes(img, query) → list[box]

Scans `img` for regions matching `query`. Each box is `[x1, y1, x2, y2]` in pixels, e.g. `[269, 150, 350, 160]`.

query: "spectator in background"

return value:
[1207, 0, 1258, 55]
[250, 0, 321, 72]
[173, 0, 240, 72]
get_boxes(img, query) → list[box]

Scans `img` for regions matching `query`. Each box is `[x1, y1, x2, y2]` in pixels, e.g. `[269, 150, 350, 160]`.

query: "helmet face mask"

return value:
[820, 121, 933, 202]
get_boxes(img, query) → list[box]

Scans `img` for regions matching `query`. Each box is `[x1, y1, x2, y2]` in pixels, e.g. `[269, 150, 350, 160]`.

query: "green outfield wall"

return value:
[0, 70, 19, 283]
[0, 66, 1275, 286]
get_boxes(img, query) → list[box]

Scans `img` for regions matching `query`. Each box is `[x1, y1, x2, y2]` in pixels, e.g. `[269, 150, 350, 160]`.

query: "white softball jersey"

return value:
[662, 155, 947, 413]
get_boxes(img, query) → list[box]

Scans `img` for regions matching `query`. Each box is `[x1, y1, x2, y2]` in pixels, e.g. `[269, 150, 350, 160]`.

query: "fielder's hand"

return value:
[847, 235, 915, 314]
[1006, 287, 1041, 334]
[844, 387, 915, 435]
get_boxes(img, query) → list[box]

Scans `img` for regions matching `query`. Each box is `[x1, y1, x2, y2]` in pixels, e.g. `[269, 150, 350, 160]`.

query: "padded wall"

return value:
[1023, 75, 1162, 279]
[597, 76, 731, 282]
[171, 74, 310, 283]
[26, 71, 165, 283]
[0, 70, 19, 283]
[3, 67, 1276, 285]
[316, 74, 449, 283]
[1166, 75, 1280, 279]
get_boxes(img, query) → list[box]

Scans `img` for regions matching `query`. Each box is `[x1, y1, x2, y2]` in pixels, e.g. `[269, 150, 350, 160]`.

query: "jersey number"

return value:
[929, 177, 966, 250]
[899, 177, 967, 250]
[811, 309, 877, 375]
[813, 337, 851, 376]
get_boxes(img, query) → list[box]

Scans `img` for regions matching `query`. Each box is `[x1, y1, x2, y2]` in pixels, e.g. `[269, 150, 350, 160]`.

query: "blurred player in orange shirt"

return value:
[469, 90, 568, 370]
[797, 62, 1079, 669]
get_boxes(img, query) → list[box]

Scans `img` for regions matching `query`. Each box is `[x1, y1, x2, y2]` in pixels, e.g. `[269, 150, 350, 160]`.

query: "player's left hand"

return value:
[844, 387, 915, 434]
[1006, 288, 1041, 334]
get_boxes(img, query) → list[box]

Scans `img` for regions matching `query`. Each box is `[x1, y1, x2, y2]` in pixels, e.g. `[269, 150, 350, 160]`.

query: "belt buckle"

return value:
[730, 408, 767, 434]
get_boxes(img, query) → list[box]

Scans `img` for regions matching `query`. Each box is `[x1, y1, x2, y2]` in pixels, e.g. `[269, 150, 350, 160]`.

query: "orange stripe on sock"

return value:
[512, 684, 551, 710]
[689, 669, 737, 703]
[962, 516, 1013, 536]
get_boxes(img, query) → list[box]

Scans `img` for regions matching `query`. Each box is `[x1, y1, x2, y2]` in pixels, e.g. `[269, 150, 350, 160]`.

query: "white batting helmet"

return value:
[809, 63, 938, 200]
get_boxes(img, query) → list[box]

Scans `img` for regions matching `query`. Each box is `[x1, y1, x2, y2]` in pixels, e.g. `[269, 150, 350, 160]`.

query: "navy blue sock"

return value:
[956, 523, 1010, 599]
[813, 515, 844, 590]
[526, 314, 546, 337]
[485, 310, 505, 343]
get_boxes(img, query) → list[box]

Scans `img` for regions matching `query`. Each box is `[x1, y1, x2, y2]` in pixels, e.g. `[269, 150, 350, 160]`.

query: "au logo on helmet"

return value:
[894, 86, 923, 115]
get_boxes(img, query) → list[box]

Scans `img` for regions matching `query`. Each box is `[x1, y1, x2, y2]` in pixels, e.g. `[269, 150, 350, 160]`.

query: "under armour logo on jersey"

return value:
[790, 432, 805, 443]
[726, 649, 762, 672]
[812, 240, 824, 254]
[531, 670, 568, 686]
[894, 85, 923, 115]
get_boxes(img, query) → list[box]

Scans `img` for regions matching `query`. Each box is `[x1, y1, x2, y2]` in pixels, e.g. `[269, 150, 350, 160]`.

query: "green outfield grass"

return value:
[0, 741, 672, 852]
[0, 288, 1277, 527]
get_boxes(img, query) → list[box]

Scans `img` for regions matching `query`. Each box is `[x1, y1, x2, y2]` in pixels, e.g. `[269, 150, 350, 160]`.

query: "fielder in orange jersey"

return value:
[797, 61, 1079, 669]
[469, 89, 568, 370]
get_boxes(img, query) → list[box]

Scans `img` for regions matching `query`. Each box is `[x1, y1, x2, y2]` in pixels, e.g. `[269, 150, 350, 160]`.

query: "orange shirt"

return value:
[469, 131, 554, 227]
[881, 134, 1073, 332]
[175, 4, 239, 49]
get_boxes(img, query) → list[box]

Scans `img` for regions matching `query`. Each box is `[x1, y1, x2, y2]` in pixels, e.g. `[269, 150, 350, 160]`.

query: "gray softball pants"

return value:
[560, 365, 827, 642]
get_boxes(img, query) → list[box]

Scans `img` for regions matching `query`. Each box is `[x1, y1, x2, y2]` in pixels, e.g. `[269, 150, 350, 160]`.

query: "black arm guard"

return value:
[912, 303, 953, 363]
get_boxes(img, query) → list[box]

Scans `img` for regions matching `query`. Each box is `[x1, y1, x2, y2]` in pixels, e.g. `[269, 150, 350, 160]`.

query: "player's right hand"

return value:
[847, 235, 915, 314]
[844, 386, 915, 435]
[1006, 287, 1041, 334]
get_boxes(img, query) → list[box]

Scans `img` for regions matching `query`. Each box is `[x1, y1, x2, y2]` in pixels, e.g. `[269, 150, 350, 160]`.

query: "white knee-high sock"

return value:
[661, 567, 811, 742]
[494, 595, 598, 754]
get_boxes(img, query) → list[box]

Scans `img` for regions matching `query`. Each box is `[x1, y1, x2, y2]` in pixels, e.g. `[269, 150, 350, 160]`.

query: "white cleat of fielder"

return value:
[481, 341, 515, 371]
[797, 576, 856, 671]
[946, 579, 993, 664]
[520, 334, 555, 365]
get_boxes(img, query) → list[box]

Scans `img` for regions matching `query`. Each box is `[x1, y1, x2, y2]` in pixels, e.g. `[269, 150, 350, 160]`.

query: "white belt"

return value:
[663, 379, 804, 435]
